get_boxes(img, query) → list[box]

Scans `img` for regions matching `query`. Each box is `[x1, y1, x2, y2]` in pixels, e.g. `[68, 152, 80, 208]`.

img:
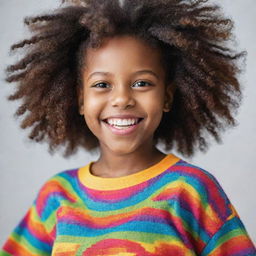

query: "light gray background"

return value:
[0, 0, 255, 247]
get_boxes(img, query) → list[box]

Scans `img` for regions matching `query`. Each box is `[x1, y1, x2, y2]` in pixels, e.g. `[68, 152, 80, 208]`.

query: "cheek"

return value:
[83, 90, 103, 115]
[142, 91, 165, 113]
[82, 113, 101, 139]
[152, 107, 164, 127]
[144, 101, 164, 128]
[82, 94, 101, 129]
[84, 91, 98, 108]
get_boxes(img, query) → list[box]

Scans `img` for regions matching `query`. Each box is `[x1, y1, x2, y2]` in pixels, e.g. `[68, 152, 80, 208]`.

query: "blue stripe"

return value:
[14, 225, 51, 253]
[57, 221, 180, 237]
[201, 216, 248, 256]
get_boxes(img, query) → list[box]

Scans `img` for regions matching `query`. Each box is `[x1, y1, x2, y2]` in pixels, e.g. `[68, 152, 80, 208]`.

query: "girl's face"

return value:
[78, 35, 171, 156]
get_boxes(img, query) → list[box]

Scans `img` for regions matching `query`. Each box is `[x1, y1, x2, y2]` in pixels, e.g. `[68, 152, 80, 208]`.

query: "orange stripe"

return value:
[25, 207, 53, 243]
[78, 153, 180, 190]
[58, 205, 177, 227]
[209, 235, 253, 255]
[3, 238, 35, 256]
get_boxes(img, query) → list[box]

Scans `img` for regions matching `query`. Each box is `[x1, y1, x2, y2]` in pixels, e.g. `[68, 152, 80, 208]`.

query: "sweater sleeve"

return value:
[0, 179, 58, 256]
[201, 204, 256, 255]
[177, 162, 256, 255]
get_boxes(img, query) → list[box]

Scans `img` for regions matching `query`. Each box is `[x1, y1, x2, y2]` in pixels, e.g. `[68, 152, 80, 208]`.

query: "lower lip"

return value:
[103, 120, 143, 135]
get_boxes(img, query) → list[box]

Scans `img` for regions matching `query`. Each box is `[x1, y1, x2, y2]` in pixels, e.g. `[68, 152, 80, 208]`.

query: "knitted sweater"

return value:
[1, 154, 255, 256]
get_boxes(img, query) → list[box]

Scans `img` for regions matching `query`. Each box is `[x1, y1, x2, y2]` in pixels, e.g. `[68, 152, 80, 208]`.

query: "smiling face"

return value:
[78, 35, 172, 156]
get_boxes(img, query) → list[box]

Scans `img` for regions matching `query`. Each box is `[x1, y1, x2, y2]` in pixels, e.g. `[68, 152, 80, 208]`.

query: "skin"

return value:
[78, 35, 174, 178]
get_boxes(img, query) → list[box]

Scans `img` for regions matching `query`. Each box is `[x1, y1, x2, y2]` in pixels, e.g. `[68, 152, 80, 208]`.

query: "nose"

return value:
[110, 85, 135, 109]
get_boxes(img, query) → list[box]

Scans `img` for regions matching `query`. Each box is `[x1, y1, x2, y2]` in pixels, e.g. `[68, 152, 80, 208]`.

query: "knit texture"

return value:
[1, 154, 255, 255]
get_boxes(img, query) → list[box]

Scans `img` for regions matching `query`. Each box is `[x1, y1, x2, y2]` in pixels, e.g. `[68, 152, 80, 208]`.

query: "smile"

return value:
[105, 118, 142, 127]
[102, 118, 144, 135]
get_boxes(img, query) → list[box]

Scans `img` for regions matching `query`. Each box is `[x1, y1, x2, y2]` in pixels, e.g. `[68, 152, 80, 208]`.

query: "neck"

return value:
[91, 144, 166, 178]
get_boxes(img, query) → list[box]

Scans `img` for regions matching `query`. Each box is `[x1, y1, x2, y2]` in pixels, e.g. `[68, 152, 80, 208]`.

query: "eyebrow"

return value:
[87, 70, 160, 80]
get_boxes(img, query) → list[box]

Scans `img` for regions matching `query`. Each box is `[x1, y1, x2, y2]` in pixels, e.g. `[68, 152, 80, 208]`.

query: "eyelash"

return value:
[91, 80, 152, 88]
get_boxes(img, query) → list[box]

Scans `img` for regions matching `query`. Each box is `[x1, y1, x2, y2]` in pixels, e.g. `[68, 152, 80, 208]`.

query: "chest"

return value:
[51, 197, 196, 256]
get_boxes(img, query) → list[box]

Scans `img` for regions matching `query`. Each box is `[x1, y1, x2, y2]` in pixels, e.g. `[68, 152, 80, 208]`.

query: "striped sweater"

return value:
[1, 153, 255, 255]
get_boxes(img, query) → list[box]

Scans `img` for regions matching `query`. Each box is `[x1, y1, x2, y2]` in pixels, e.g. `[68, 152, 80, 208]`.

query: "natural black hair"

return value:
[6, 0, 246, 157]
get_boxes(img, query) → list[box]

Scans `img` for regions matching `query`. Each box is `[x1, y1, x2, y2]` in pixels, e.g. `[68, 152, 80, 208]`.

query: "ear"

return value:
[77, 86, 84, 115]
[163, 83, 175, 112]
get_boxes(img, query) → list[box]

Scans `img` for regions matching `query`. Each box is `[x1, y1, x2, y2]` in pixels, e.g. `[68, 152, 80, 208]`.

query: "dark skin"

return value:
[78, 35, 174, 178]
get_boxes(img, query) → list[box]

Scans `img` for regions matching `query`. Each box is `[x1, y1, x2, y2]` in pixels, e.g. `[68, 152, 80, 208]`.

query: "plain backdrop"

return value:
[0, 0, 255, 246]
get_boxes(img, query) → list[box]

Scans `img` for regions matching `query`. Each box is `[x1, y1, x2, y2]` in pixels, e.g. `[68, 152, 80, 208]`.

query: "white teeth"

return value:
[106, 118, 139, 126]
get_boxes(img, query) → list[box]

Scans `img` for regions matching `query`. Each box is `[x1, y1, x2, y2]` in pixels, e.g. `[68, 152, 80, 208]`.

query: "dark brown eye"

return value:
[132, 81, 152, 88]
[92, 82, 110, 88]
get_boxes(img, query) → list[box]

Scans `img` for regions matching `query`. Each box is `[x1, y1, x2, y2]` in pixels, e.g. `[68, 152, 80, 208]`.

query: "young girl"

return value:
[1, 0, 255, 255]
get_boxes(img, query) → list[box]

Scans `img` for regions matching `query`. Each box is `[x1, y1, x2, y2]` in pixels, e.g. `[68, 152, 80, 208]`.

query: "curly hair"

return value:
[6, 0, 246, 157]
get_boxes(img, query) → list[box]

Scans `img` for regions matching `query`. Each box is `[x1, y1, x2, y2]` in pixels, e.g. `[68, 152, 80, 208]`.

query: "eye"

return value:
[132, 80, 152, 88]
[91, 82, 110, 88]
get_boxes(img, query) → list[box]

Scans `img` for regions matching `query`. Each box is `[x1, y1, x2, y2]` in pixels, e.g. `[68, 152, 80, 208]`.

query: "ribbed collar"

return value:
[78, 153, 180, 190]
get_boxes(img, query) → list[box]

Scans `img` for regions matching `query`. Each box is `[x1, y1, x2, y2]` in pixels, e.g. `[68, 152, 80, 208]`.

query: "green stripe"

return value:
[12, 232, 50, 256]
[56, 232, 181, 244]
[216, 228, 245, 247]
[0, 250, 12, 256]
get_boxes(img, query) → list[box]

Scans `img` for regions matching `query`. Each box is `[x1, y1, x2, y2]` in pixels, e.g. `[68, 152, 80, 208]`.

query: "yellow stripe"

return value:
[78, 154, 180, 190]
[52, 242, 80, 254]
[141, 240, 195, 255]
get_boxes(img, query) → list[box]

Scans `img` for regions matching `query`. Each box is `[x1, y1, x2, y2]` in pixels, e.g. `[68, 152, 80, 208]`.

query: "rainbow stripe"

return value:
[1, 154, 255, 255]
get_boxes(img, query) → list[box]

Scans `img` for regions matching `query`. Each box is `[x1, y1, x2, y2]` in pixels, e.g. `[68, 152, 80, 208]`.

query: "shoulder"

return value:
[37, 167, 80, 194]
[33, 167, 81, 211]
[162, 158, 239, 244]
[173, 158, 222, 185]
[171, 160, 256, 256]
[169, 159, 233, 222]
[172, 159, 228, 199]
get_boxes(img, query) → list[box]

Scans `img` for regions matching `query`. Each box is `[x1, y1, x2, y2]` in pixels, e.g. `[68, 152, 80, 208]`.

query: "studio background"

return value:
[0, 0, 255, 246]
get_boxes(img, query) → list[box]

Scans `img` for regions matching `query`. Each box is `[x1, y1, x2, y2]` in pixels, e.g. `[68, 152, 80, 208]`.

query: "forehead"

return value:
[83, 35, 165, 73]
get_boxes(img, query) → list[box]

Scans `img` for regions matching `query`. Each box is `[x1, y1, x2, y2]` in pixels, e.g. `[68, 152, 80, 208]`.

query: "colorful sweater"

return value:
[1, 154, 255, 256]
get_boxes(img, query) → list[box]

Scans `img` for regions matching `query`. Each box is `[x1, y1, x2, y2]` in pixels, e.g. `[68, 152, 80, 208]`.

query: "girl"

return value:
[1, 0, 255, 255]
